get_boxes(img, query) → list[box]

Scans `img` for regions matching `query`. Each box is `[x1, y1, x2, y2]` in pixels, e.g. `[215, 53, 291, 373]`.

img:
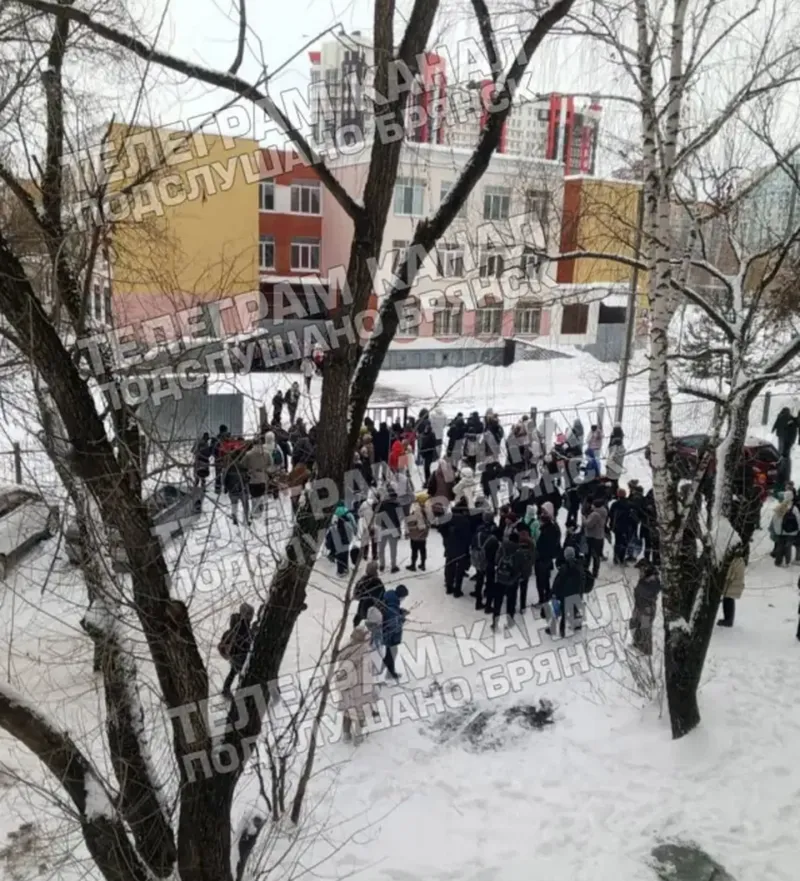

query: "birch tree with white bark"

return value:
[573, 0, 800, 736]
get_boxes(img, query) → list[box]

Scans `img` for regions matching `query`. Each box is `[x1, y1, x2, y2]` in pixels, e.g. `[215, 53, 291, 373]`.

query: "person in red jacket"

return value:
[389, 437, 405, 472]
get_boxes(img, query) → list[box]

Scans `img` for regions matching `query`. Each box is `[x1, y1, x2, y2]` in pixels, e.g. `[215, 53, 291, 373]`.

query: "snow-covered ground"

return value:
[0, 352, 798, 881]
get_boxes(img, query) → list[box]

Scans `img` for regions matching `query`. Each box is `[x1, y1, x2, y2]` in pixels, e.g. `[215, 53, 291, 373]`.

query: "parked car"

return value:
[64, 483, 202, 568]
[0, 484, 59, 579]
[645, 434, 787, 490]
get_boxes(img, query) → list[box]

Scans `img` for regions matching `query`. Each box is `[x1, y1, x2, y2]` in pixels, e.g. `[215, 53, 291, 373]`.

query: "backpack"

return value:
[272, 447, 284, 468]
[783, 508, 799, 533]
[470, 529, 490, 572]
[495, 546, 517, 587]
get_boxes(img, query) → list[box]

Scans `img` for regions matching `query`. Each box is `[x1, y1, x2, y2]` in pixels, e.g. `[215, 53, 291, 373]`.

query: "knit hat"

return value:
[542, 501, 554, 519]
[396, 584, 409, 598]
[564, 546, 576, 561]
[366, 561, 379, 576]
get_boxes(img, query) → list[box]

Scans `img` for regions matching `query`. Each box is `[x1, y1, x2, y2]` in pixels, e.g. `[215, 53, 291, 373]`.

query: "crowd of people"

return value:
[212, 391, 795, 716]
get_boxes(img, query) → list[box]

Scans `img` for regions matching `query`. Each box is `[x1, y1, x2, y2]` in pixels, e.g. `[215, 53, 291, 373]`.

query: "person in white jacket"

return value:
[771, 491, 800, 566]
[430, 408, 447, 452]
[333, 626, 377, 744]
[453, 466, 481, 511]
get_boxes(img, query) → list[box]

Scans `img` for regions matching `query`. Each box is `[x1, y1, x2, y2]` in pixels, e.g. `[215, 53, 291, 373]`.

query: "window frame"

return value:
[290, 238, 321, 271]
[437, 242, 465, 278]
[514, 302, 542, 335]
[259, 180, 275, 212]
[394, 176, 425, 216]
[560, 303, 590, 335]
[290, 181, 322, 215]
[475, 302, 503, 336]
[433, 302, 463, 336]
[259, 235, 275, 270]
[483, 186, 511, 220]
[479, 245, 505, 278]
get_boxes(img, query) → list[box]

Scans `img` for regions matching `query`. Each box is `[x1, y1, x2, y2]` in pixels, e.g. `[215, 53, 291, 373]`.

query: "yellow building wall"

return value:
[105, 123, 259, 324]
[571, 179, 647, 291]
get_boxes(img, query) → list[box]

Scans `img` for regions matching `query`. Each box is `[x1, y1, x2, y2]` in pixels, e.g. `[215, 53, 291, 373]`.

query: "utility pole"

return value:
[615, 184, 645, 426]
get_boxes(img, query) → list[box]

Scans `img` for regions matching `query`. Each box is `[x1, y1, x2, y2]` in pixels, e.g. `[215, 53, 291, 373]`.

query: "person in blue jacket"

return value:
[380, 584, 409, 680]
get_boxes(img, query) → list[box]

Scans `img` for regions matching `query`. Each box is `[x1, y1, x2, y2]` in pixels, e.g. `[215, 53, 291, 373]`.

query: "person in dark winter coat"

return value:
[271, 390, 284, 426]
[213, 424, 231, 494]
[548, 546, 586, 636]
[440, 505, 472, 597]
[534, 501, 561, 605]
[515, 523, 536, 611]
[221, 602, 255, 697]
[193, 432, 213, 492]
[640, 489, 659, 565]
[471, 512, 500, 611]
[630, 563, 661, 655]
[374, 423, 391, 473]
[772, 407, 798, 458]
[481, 459, 506, 509]
[353, 561, 385, 626]
[285, 382, 301, 425]
[491, 532, 526, 627]
[446, 413, 466, 459]
[380, 585, 409, 679]
[730, 463, 763, 565]
[419, 423, 438, 483]
[224, 443, 249, 525]
[328, 503, 357, 575]
[609, 489, 637, 564]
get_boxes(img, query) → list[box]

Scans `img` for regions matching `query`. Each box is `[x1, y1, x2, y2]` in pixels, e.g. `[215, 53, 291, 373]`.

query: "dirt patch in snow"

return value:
[423, 691, 554, 753]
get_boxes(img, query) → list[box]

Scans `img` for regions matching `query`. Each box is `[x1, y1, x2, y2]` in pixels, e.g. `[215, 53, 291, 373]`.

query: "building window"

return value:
[479, 245, 504, 278]
[525, 189, 549, 225]
[433, 303, 462, 336]
[103, 285, 112, 325]
[397, 300, 419, 336]
[514, 302, 541, 335]
[259, 235, 275, 270]
[291, 238, 320, 271]
[475, 302, 503, 335]
[394, 177, 425, 216]
[561, 303, 589, 335]
[437, 242, 464, 277]
[290, 181, 321, 214]
[259, 181, 275, 211]
[520, 246, 542, 280]
[391, 240, 408, 275]
[483, 186, 511, 220]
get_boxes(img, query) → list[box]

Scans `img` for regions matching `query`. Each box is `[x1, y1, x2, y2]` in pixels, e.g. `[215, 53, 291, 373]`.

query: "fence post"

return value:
[762, 392, 771, 427]
[12, 443, 21, 485]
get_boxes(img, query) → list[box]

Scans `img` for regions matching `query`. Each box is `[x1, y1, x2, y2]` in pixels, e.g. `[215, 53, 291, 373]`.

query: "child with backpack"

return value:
[219, 603, 255, 698]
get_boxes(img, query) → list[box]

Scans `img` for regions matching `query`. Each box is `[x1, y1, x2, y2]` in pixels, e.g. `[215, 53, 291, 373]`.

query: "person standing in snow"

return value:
[772, 407, 798, 459]
[430, 408, 448, 457]
[771, 490, 800, 566]
[220, 602, 255, 697]
[547, 546, 586, 637]
[587, 423, 604, 455]
[606, 434, 626, 492]
[271, 390, 284, 426]
[224, 440, 250, 525]
[405, 492, 430, 572]
[440, 504, 472, 597]
[334, 626, 377, 744]
[534, 501, 561, 605]
[301, 356, 315, 393]
[630, 563, 661, 655]
[565, 418, 585, 457]
[285, 382, 301, 425]
[193, 432, 213, 495]
[609, 488, 636, 565]
[213, 424, 231, 494]
[717, 555, 746, 627]
[471, 511, 499, 611]
[380, 584, 409, 680]
[453, 465, 480, 510]
[418, 422, 438, 484]
[242, 438, 270, 522]
[353, 560, 385, 627]
[583, 497, 609, 579]
[491, 531, 525, 628]
[375, 488, 403, 573]
[515, 521, 536, 612]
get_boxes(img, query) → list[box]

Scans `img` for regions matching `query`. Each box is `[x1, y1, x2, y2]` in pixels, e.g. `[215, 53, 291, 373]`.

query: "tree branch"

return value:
[228, 0, 246, 74]
[471, 0, 500, 82]
[0, 686, 150, 881]
[15, 0, 366, 222]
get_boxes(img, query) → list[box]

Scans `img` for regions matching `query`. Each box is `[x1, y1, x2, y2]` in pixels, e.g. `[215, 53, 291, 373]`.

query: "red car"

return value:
[647, 434, 787, 494]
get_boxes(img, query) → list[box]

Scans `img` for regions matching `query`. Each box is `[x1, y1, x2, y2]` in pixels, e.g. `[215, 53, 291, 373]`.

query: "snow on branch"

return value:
[0, 684, 150, 881]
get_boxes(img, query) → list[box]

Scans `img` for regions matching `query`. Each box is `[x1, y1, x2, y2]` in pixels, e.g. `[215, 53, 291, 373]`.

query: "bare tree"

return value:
[0, 0, 576, 879]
